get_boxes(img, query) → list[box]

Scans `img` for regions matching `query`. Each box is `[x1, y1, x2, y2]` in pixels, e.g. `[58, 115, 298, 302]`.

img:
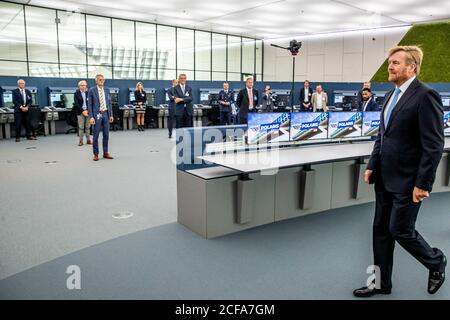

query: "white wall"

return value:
[263, 26, 409, 82]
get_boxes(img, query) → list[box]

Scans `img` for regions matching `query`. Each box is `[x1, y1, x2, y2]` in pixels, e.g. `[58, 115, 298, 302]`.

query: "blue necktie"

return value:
[384, 88, 401, 128]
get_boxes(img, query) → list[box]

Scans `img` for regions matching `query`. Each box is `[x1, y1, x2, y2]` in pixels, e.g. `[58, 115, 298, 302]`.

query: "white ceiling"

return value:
[9, 0, 450, 39]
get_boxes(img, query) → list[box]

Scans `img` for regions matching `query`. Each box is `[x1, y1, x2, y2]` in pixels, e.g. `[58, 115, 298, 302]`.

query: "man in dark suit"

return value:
[236, 77, 258, 125]
[358, 88, 380, 112]
[218, 82, 234, 125]
[88, 74, 114, 161]
[299, 80, 313, 112]
[173, 74, 193, 129]
[354, 46, 446, 297]
[73, 80, 92, 146]
[12, 79, 35, 142]
[357, 81, 372, 109]
[167, 78, 178, 138]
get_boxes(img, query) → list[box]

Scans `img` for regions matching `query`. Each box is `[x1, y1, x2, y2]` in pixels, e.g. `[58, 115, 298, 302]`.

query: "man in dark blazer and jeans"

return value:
[354, 46, 446, 297]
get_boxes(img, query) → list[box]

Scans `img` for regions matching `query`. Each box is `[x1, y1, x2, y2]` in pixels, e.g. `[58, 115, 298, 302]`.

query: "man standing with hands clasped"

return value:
[353, 46, 446, 297]
[88, 74, 114, 161]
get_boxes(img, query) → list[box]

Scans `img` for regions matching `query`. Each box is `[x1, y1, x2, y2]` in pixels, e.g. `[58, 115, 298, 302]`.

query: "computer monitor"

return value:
[129, 91, 135, 104]
[334, 95, 344, 104]
[275, 95, 290, 108]
[444, 111, 450, 136]
[328, 111, 362, 139]
[200, 92, 209, 103]
[247, 112, 290, 144]
[343, 96, 359, 109]
[362, 111, 381, 137]
[442, 97, 450, 108]
[50, 92, 75, 109]
[2, 92, 13, 109]
[290, 112, 328, 141]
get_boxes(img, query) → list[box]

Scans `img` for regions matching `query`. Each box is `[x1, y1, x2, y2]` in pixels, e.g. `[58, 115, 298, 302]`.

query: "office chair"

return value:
[111, 103, 121, 131]
[65, 108, 78, 134]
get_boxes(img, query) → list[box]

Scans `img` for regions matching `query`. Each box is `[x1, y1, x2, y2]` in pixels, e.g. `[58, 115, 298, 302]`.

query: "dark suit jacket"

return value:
[134, 90, 146, 104]
[236, 87, 259, 118]
[73, 89, 89, 116]
[12, 88, 32, 113]
[358, 98, 380, 112]
[367, 78, 444, 193]
[173, 84, 193, 117]
[299, 87, 313, 104]
[218, 90, 234, 112]
[167, 87, 176, 113]
[87, 86, 113, 119]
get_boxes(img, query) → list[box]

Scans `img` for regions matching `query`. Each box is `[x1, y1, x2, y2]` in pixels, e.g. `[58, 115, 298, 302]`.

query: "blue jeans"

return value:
[92, 112, 110, 155]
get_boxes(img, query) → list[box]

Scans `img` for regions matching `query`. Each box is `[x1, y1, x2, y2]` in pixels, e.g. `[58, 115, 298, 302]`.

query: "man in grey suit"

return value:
[88, 74, 114, 161]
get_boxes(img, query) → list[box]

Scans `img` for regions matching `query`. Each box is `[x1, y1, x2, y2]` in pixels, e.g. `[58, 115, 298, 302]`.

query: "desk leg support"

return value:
[122, 118, 127, 130]
[299, 168, 316, 210]
[236, 176, 254, 224]
[0, 124, 4, 139]
[5, 123, 11, 139]
[353, 160, 369, 199]
[44, 121, 49, 136]
[128, 117, 133, 130]
[50, 120, 56, 135]
[446, 154, 450, 187]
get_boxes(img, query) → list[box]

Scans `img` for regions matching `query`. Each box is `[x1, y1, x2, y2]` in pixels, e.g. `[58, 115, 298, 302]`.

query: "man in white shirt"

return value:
[312, 84, 328, 112]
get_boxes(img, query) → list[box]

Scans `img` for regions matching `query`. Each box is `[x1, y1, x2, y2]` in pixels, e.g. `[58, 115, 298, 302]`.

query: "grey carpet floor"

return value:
[0, 192, 449, 300]
[0, 129, 177, 280]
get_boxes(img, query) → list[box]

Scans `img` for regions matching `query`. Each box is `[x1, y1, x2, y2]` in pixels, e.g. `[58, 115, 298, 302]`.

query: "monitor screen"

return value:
[129, 91, 135, 103]
[200, 92, 209, 102]
[2, 92, 13, 108]
[334, 95, 343, 104]
[290, 112, 328, 141]
[444, 111, 450, 136]
[247, 112, 290, 144]
[442, 97, 450, 107]
[328, 111, 362, 139]
[234, 92, 239, 101]
[50, 92, 75, 109]
[165, 92, 170, 102]
[362, 111, 381, 137]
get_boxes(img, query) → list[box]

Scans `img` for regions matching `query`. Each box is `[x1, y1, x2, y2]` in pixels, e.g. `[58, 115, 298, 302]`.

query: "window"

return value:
[58, 11, 86, 65]
[177, 28, 194, 72]
[212, 33, 226, 72]
[242, 38, 255, 74]
[256, 40, 263, 80]
[25, 7, 58, 63]
[86, 15, 112, 68]
[0, 2, 26, 61]
[0, 61, 27, 76]
[195, 31, 211, 81]
[157, 25, 176, 73]
[227, 36, 241, 75]
[112, 19, 135, 79]
[0, 3, 264, 81]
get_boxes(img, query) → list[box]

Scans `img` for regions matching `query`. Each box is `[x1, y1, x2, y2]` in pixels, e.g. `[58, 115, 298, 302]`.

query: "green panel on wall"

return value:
[371, 21, 450, 82]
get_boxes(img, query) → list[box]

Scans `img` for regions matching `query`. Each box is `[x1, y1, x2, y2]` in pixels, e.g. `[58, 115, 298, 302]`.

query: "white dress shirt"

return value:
[316, 93, 323, 109]
[304, 88, 309, 102]
[384, 75, 416, 119]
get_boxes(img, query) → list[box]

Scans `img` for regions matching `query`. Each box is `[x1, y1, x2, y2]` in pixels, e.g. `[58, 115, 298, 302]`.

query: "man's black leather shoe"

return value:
[353, 286, 391, 298]
[428, 255, 446, 294]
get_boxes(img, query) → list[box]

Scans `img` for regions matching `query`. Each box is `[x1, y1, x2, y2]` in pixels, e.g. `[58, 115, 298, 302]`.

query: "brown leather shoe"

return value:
[15, 138, 20, 142]
[78, 141, 83, 146]
[103, 153, 114, 159]
[86, 140, 92, 145]
[93, 154, 99, 161]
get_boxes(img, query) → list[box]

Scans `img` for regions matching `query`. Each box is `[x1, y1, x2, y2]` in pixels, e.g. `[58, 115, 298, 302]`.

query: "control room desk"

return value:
[177, 138, 450, 239]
